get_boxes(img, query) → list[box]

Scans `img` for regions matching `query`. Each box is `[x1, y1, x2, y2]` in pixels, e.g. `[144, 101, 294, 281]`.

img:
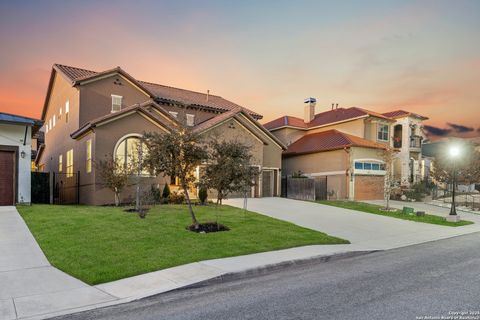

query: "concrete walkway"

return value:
[0, 206, 115, 320]
[2, 199, 480, 319]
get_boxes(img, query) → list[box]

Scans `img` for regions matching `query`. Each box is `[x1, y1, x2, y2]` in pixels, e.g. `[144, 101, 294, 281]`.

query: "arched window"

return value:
[114, 135, 148, 174]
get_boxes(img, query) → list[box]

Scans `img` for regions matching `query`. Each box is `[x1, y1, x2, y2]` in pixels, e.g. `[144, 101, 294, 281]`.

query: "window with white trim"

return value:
[53, 114, 56, 127]
[49, 118, 52, 130]
[58, 154, 63, 172]
[111, 95, 122, 112]
[58, 107, 62, 120]
[86, 139, 92, 173]
[186, 114, 195, 126]
[354, 161, 386, 171]
[66, 149, 73, 177]
[65, 100, 69, 123]
[377, 124, 389, 141]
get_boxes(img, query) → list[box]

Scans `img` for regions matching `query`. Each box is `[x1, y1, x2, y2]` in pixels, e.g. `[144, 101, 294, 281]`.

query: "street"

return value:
[54, 232, 480, 320]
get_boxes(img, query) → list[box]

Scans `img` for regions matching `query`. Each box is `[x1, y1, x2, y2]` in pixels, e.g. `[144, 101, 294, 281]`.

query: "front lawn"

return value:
[317, 201, 474, 227]
[18, 204, 348, 285]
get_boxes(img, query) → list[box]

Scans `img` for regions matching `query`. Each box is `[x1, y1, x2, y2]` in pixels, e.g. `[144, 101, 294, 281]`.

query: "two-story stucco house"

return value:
[264, 99, 393, 200]
[36, 64, 285, 205]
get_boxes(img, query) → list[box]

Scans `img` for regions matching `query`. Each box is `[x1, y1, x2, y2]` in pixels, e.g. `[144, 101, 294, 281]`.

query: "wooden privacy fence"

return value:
[282, 176, 328, 201]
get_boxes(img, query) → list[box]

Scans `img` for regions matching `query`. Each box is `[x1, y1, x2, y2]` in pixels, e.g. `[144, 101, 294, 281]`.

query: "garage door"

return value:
[354, 175, 384, 201]
[0, 151, 15, 205]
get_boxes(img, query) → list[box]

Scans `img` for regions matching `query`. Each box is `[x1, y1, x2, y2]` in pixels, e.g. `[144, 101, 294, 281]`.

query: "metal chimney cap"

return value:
[304, 97, 317, 104]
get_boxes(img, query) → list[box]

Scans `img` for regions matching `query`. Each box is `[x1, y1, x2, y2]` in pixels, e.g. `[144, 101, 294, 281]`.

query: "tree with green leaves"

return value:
[201, 139, 259, 205]
[143, 127, 208, 228]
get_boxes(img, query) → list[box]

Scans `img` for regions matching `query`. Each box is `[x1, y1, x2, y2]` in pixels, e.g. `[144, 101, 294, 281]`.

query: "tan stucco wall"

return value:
[40, 72, 80, 174]
[90, 112, 170, 205]
[271, 127, 306, 146]
[79, 75, 150, 126]
[308, 118, 366, 137]
[282, 149, 348, 176]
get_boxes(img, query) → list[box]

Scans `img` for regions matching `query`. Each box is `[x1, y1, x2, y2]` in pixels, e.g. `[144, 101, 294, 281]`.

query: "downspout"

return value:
[23, 126, 28, 145]
[344, 147, 351, 200]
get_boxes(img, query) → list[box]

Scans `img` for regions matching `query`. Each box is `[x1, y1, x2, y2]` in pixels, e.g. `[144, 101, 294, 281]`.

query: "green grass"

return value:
[18, 204, 348, 285]
[317, 201, 474, 227]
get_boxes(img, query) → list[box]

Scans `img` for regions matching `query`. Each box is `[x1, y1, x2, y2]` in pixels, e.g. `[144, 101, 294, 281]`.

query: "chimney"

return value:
[304, 97, 316, 123]
[206, 90, 210, 102]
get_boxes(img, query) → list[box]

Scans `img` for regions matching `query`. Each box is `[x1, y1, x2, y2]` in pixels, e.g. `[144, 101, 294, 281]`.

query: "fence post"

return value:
[51, 172, 55, 205]
[77, 171, 80, 205]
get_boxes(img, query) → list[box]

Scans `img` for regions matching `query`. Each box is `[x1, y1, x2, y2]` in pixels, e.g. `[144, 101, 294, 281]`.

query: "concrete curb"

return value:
[181, 250, 378, 290]
[25, 250, 377, 320]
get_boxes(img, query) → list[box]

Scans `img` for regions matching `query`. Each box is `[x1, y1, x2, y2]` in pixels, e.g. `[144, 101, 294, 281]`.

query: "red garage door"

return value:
[0, 151, 15, 205]
[354, 175, 384, 201]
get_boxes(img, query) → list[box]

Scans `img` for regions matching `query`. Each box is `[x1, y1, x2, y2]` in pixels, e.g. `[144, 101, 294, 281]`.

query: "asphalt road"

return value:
[55, 233, 480, 320]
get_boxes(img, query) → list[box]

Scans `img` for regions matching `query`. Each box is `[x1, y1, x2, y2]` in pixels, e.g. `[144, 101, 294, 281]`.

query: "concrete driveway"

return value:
[224, 198, 480, 250]
[0, 206, 115, 320]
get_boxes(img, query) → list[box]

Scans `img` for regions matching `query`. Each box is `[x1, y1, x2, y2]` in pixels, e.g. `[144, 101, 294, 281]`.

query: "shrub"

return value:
[162, 184, 171, 199]
[198, 186, 208, 205]
[149, 184, 161, 203]
[168, 191, 185, 204]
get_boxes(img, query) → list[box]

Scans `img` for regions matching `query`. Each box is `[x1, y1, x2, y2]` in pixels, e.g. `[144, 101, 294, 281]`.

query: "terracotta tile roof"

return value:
[55, 64, 97, 80]
[283, 129, 387, 156]
[53, 64, 261, 119]
[264, 107, 392, 131]
[382, 110, 429, 120]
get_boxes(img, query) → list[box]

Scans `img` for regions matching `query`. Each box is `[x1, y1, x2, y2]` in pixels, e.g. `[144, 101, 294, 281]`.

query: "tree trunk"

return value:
[183, 184, 199, 228]
[114, 189, 120, 207]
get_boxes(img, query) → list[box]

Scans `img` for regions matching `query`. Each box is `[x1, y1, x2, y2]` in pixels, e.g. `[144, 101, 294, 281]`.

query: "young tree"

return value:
[201, 139, 258, 205]
[378, 147, 397, 210]
[95, 156, 131, 206]
[143, 128, 208, 228]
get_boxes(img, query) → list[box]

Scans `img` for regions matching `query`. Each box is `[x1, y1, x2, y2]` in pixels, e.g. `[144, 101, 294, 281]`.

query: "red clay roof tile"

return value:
[283, 129, 387, 156]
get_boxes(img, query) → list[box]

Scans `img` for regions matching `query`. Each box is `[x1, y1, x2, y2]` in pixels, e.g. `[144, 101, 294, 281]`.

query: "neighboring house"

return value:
[264, 99, 393, 200]
[36, 64, 285, 205]
[0, 112, 43, 205]
[382, 110, 429, 186]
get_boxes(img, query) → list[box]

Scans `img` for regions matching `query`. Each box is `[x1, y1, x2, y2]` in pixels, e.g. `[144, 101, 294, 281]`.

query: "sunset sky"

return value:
[1, 0, 479, 139]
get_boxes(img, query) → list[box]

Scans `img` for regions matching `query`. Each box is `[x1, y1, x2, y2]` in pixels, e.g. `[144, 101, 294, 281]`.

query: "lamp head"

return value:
[449, 145, 460, 158]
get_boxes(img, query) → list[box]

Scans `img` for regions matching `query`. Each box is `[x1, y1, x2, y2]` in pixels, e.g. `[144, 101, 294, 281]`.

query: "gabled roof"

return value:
[264, 107, 392, 131]
[0, 112, 43, 126]
[70, 100, 177, 139]
[382, 110, 429, 120]
[193, 106, 286, 150]
[283, 129, 387, 157]
[44, 64, 262, 120]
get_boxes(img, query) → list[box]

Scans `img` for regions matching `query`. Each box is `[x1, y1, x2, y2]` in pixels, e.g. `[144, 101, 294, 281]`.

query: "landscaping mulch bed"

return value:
[187, 222, 230, 233]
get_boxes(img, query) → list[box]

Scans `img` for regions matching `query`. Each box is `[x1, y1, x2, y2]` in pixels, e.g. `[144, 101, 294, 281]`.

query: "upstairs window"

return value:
[111, 95, 122, 112]
[58, 154, 63, 172]
[186, 114, 195, 126]
[58, 107, 62, 120]
[65, 100, 69, 123]
[86, 139, 92, 173]
[377, 124, 389, 141]
[49, 118, 52, 131]
[53, 114, 56, 127]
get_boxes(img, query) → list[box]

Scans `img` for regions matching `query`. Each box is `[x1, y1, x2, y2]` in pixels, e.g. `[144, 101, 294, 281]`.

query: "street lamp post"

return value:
[447, 146, 460, 222]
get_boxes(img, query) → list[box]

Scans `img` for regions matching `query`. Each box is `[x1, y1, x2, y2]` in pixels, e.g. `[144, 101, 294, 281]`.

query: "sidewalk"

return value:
[2, 199, 480, 320]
